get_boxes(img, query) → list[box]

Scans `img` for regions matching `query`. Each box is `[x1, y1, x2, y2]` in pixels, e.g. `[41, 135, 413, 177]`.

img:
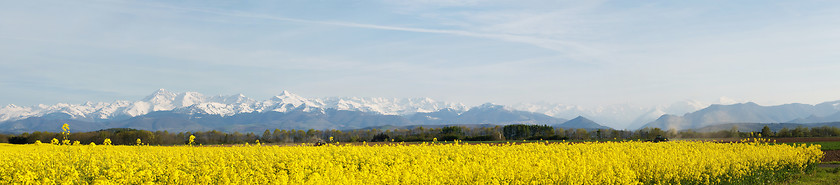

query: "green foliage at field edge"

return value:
[784, 165, 840, 185]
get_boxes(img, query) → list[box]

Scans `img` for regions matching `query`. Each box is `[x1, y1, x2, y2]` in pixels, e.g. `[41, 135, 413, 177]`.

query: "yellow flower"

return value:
[189, 135, 196, 146]
[0, 139, 821, 184]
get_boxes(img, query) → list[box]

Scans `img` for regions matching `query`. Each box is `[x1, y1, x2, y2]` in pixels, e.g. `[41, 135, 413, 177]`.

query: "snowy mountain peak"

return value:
[214, 94, 254, 105]
[477, 103, 502, 109]
[470, 103, 514, 112]
[142, 89, 177, 104]
[0, 89, 473, 123]
[174, 92, 206, 107]
[273, 91, 303, 100]
[270, 90, 314, 109]
[145, 89, 175, 98]
[276, 90, 295, 97]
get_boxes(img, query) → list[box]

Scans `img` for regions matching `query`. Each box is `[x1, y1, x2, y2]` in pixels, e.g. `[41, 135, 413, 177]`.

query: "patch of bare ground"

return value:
[822, 150, 840, 162]
[772, 137, 840, 143]
[818, 163, 840, 168]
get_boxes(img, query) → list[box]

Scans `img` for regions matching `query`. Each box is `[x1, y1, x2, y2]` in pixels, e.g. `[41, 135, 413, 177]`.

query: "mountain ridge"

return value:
[0, 90, 595, 133]
[0, 89, 469, 123]
[5, 89, 840, 133]
[641, 101, 840, 130]
[556, 116, 611, 130]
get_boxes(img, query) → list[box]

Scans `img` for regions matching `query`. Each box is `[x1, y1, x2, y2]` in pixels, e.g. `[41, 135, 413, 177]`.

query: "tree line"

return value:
[2, 124, 840, 145]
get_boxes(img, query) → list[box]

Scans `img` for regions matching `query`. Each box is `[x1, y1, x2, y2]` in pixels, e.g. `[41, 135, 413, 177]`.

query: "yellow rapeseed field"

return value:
[0, 140, 822, 185]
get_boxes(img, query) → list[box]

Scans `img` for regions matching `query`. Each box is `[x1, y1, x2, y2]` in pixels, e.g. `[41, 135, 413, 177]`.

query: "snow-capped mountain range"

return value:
[0, 89, 703, 130]
[0, 89, 587, 133]
[4, 89, 840, 133]
[0, 89, 468, 123]
[0, 89, 761, 130]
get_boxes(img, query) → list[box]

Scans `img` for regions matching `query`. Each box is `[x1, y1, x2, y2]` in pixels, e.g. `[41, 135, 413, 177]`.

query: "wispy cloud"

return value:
[165, 6, 591, 55]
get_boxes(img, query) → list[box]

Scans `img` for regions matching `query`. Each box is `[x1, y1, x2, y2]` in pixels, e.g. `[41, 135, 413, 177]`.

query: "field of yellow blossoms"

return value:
[0, 139, 823, 185]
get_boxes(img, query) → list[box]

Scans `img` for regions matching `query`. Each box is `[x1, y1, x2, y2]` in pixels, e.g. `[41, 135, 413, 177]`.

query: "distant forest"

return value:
[2, 124, 840, 145]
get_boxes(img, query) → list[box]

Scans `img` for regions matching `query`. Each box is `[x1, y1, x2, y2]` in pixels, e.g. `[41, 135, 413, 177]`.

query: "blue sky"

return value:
[2, 0, 840, 107]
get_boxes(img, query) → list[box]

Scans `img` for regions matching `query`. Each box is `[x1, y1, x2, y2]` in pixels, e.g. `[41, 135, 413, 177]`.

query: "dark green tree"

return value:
[761, 125, 772, 137]
[262, 129, 272, 143]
